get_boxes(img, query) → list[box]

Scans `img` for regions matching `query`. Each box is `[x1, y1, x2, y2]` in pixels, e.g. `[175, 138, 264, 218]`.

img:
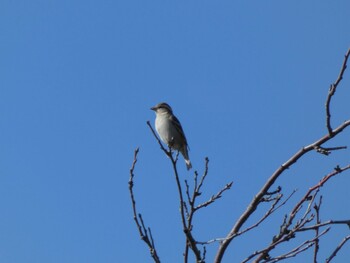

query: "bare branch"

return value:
[314, 145, 347, 156]
[236, 190, 297, 238]
[170, 150, 203, 262]
[194, 182, 233, 211]
[291, 164, 350, 219]
[147, 122, 204, 262]
[244, 161, 350, 263]
[196, 157, 210, 194]
[326, 235, 350, 263]
[241, 227, 330, 263]
[128, 148, 161, 263]
[215, 48, 350, 262]
[297, 219, 350, 232]
[214, 119, 350, 262]
[326, 48, 350, 134]
[261, 228, 330, 263]
[197, 191, 295, 246]
[312, 196, 322, 263]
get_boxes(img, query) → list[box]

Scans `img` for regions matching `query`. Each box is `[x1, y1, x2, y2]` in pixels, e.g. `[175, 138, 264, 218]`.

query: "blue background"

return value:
[1, 1, 350, 262]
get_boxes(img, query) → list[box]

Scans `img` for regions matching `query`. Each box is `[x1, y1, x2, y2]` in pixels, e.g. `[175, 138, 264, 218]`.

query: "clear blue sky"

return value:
[1, 1, 350, 262]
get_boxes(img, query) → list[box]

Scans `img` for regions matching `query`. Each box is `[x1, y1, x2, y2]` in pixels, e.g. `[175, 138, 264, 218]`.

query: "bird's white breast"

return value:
[155, 113, 181, 149]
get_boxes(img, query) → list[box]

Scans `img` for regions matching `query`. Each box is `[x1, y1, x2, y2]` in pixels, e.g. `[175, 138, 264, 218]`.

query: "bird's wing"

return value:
[170, 114, 189, 147]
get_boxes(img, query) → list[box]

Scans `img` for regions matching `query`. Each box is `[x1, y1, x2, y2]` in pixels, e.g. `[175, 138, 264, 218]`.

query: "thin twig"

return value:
[197, 157, 210, 193]
[241, 228, 330, 263]
[297, 219, 350, 232]
[262, 228, 329, 263]
[314, 145, 347, 156]
[170, 147, 203, 262]
[326, 235, 350, 263]
[194, 182, 233, 211]
[326, 48, 350, 135]
[128, 148, 161, 263]
[313, 196, 322, 263]
[291, 164, 350, 218]
[236, 190, 297, 238]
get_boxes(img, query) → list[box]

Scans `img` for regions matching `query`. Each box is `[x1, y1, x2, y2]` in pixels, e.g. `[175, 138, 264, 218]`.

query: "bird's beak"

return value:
[150, 106, 156, 111]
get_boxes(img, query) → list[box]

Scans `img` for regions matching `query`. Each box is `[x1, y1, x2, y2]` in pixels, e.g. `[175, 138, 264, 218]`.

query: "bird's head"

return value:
[150, 102, 173, 114]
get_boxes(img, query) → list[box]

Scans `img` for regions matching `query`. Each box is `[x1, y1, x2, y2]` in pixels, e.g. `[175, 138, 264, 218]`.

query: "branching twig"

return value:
[129, 148, 161, 263]
[195, 191, 288, 246]
[291, 164, 350, 219]
[235, 190, 297, 239]
[147, 121, 234, 263]
[147, 122, 203, 262]
[214, 121, 350, 262]
[241, 228, 329, 263]
[194, 182, 233, 211]
[214, 48, 350, 263]
[261, 228, 329, 263]
[252, 163, 350, 262]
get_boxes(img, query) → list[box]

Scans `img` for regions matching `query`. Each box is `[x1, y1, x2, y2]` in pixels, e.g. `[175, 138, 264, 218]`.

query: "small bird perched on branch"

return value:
[151, 102, 192, 170]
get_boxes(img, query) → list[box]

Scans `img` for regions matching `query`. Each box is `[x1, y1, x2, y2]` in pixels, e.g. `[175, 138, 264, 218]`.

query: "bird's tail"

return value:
[181, 147, 192, 170]
[185, 159, 192, 170]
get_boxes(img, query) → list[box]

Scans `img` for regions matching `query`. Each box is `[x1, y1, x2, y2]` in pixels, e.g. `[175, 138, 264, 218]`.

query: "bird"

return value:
[151, 102, 192, 170]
